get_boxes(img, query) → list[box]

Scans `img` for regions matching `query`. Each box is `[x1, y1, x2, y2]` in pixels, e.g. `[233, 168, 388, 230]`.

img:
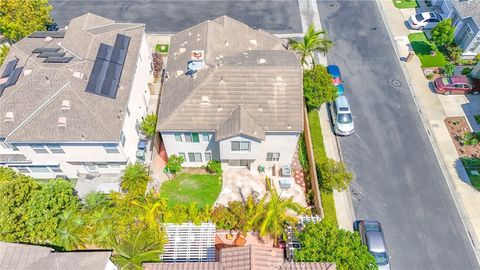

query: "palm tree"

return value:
[288, 24, 333, 67]
[131, 194, 168, 228]
[83, 191, 112, 210]
[121, 163, 151, 196]
[55, 209, 85, 250]
[252, 188, 305, 246]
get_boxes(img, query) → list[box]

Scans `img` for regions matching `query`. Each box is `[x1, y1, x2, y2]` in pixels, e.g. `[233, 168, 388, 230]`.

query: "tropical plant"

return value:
[55, 209, 85, 250]
[0, 0, 53, 42]
[289, 24, 333, 67]
[0, 45, 9, 65]
[447, 43, 463, 63]
[164, 154, 184, 176]
[431, 19, 455, 48]
[140, 113, 158, 138]
[303, 65, 338, 110]
[443, 63, 455, 76]
[83, 191, 112, 210]
[253, 188, 305, 245]
[206, 160, 222, 174]
[318, 158, 353, 192]
[462, 67, 473, 76]
[294, 221, 377, 270]
[131, 194, 168, 228]
[121, 163, 151, 196]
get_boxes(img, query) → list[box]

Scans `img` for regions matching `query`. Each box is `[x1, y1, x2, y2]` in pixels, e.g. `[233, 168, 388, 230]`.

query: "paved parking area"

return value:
[50, 0, 302, 34]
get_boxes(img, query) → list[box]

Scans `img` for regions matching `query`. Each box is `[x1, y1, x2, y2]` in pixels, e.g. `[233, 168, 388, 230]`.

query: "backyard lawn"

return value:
[408, 33, 448, 67]
[392, 0, 418, 9]
[159, 173, 222, 207]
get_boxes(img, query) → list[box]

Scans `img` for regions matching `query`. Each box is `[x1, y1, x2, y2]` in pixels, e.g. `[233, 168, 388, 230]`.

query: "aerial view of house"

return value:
[2, 0, 480, 269]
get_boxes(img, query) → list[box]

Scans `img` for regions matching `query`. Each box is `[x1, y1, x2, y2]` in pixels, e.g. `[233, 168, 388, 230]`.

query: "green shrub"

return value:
[140, 114, 158, 138]
[206, 160, 222, 174]
[447, 44, 462, 63]
[165, 154, 184, 175]
[460, 132, 480, 146]
[443, 63, 455, 76]
[462, 67, 473, 76]
[298, 134, 309, 170]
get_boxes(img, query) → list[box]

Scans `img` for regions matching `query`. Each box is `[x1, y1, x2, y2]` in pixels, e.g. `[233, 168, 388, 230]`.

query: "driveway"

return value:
[318, 0, 479, 269]
[50, 0, 302, 34]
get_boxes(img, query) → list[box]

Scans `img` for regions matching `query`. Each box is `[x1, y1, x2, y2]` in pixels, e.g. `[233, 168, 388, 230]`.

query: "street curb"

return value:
[375, 0, 480, 264]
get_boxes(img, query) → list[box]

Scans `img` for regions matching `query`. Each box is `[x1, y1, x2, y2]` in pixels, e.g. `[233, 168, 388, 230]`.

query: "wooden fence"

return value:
[303, 106, 324, 217]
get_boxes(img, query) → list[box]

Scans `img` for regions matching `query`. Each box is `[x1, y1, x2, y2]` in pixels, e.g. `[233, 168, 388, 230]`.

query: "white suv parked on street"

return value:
[333, 95, 354, 136]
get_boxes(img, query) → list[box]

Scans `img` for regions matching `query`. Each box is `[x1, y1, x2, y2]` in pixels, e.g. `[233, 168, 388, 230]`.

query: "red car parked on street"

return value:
[433, 75, 480, 95]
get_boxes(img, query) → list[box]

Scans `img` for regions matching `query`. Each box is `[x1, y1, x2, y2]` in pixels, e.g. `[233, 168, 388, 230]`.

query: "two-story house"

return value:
[432, 0, 480, 59]
[0, 13, 152, 179]
[156, 16, 303, 172]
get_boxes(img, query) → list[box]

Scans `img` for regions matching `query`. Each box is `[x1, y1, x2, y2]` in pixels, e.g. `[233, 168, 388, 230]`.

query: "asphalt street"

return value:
[50, 0, 302, 34]
[317, 0, 479, 269]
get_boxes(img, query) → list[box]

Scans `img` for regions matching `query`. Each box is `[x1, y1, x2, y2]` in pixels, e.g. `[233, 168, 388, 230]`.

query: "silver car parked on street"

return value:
[333, 95, 355, 136]
[357, 219, 391, 270]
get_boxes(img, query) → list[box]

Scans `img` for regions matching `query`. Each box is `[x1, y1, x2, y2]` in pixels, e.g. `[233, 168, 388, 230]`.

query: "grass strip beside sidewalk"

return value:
[308, 110, 338, 225]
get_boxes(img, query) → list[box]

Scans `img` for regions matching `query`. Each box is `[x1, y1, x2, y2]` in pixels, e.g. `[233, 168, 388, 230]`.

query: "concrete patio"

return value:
[75, 173, 122, 198]
[215, 168, 267, 206]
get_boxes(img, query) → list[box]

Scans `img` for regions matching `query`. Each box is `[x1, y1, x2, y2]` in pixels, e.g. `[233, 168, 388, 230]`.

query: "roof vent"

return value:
[179, 47, 186, 55]
[249, 39, 257, 46]
[225, 41, 229, 47]
[201, 96, 210, 104]
[188, 32, 192, 36]
[276, 76, 283, 82]
[4, 112, 14, 123]
[23, 69, 32, 76]
[73, 71, 84, 79]
[176, 70, 183, 77]
[220, 77, 225, 84]
[44, 36, 53, 42]
[287, 124, 292, 130]
[61, 100, 71, 111]
[217, 105, 222, 112]
[57, 117, 67, 127]
[258, 105, 263, 112]
[257, 58, 266, 64]
[181, 41, 187, 46]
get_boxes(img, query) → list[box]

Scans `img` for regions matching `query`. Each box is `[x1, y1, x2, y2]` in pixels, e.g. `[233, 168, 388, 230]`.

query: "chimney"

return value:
[61, 100, 71, 111]
[57, 117, 67, 127]
[4, 112, 14, 123]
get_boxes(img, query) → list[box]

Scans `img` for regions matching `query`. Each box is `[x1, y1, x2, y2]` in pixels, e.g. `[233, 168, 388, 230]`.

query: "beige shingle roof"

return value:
[0, 13, 145, 142]
[0, 242, 112, 270]
[216, 105, 265, 141]
[157, 16, 303, 135]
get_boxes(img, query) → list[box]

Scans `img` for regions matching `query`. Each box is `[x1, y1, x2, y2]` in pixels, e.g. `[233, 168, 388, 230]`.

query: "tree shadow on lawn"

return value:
[410, 40, 432, 55]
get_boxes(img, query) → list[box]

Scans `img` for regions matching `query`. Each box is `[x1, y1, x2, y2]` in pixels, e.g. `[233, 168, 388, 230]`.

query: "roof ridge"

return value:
[84, 23, 145, 36]
[7, 82, 71, 139]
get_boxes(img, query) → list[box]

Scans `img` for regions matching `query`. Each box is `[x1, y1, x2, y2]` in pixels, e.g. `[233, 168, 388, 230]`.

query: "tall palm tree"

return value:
[288, 24, 333, 67]
[131, 194, 168, 228]
[252, 188, 305, 246]
[121, 163, 151, 196]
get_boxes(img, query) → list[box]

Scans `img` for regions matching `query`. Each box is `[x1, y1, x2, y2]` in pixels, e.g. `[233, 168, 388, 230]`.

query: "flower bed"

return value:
[445, 116, 480, 157]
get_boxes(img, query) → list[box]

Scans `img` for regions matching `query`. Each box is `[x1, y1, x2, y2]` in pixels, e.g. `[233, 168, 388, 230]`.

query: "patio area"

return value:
[75, 173, 122, 198]
[215, 168, 266, 206]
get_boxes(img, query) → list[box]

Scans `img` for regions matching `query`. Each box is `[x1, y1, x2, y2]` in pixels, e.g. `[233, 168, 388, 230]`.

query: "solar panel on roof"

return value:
[86, 58, 110, 95]
[110, 34, 130, 65]
[1, 59, 19, 78]
[85, 33, 131, 99]
[29, 30, 66, 38]
[37, 51, 66, 58]
[32, 47, 60, 53]
[97, 43, 113, 61]
[100, 62, 122, 98]
[5, 67, 23, 87]
[43, 57, 73, 63]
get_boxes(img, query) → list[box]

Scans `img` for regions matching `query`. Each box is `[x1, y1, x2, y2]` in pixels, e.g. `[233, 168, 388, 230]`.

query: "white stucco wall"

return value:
[121, 33, 152, 163]
[161, 131, 219, 167]
[3, 143, 128, 178]
[162, 131, 300, 171]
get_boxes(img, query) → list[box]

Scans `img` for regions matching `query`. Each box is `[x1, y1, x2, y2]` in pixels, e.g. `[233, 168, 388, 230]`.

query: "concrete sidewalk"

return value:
[318, 105, 356, 231]
[377, 0, 480, 260]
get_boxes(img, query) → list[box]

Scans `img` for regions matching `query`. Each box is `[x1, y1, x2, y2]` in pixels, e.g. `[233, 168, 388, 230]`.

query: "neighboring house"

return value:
[432, 0, 480, 59]
[144, 245, 336, 270]
[156, 16, 303, 172]
[0, 13, 152, 178]
[0, 242, 117, 270]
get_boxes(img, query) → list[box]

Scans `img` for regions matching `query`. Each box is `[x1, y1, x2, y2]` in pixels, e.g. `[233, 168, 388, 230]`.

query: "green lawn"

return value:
[155, 44, 169, 54]
[308, 110, 338, 226]
[159, 173, 222, 207]
[461, 158, 480, 190]
[408, 33, 448, 67]
[392, 0, 418, 9]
